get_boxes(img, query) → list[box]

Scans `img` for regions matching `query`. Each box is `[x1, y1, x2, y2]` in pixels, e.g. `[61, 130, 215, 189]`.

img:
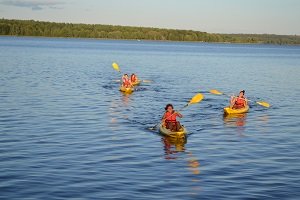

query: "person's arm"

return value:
[161, 113, 167, 121]
[161, 113, 167, 125]
[129, 80, 133, 87]
[230, 96, 236, 108]
[244, 98, 248, 106]
[175, 111, 183, 118]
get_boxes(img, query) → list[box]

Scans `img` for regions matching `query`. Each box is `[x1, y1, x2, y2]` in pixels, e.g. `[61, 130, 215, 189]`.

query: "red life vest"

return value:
[234, 97, 245, 108]
[165, 111, 177, 122]
[131, 75, 137, 83]
[122, 77, 130, 86]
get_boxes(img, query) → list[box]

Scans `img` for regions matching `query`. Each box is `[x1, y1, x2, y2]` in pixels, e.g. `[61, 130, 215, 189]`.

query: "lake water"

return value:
[0, 36, 300, 199]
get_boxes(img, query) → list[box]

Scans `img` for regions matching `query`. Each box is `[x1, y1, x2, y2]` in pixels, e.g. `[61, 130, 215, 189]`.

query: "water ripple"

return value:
[0, 37, 300, 199]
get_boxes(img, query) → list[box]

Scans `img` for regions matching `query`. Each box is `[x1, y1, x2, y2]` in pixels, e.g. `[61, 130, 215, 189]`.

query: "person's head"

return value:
[131, 73, 135, 76]
[124, 74, 128, 78]
[165, 104, 174, 112]
[239, 90, 245, 98]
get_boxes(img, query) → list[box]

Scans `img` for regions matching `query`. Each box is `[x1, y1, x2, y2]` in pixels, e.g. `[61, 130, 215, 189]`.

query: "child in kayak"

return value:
[122, 74, 132, 88]
[131, 73, 138, 83]
[230, 90, 248, 109]
[161, 104, 183, 131]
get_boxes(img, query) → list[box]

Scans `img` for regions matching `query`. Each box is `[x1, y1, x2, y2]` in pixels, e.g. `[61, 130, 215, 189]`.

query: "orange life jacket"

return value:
[122, 77, 130, 86]
[165, 111, 177, 122]
[234, 97, 246, 108]
[131, 75, 137, 83]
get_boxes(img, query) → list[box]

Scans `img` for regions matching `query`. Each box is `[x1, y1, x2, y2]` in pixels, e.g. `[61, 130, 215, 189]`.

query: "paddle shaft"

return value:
[151, 104, 188, 130]
[217, 92, 259, 103]
[150, 93, 203, 130]
[211, 90, 269, 107]
[162, 105, 186, 120]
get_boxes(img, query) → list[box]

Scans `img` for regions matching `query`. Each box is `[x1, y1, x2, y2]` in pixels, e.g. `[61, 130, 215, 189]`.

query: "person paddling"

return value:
[230, 90, 248, 109]
[131, 73, 138, 83]
[161, 104, 183, 131]
[122, 74, 132, 88]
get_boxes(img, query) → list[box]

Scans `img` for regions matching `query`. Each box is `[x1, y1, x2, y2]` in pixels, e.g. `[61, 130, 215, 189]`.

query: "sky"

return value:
[0, 0, 299, 35]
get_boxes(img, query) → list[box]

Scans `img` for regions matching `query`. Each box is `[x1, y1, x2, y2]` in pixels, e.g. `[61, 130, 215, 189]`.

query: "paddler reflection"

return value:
[162, 136, 200, 175]
[121, 92, 131, 106]
[162, 136, 186, 160]
[187, 152, 200, 175]
[223, 113, 247, 127]
[223, 113, 247, 136]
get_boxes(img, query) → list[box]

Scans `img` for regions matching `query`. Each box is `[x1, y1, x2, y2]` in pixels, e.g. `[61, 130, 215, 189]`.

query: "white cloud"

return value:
[0, 0, 65, 11]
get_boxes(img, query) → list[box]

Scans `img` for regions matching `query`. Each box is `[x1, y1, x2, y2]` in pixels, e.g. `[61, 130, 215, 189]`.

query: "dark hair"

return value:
[124, 74, 128, 76]
[165, 104, 173, 111]
[240, 90, 245, 95]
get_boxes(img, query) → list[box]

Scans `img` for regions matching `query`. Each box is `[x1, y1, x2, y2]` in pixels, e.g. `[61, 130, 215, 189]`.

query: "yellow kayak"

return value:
[159, 124, 187, 138]
[119, 86, 134, 94]
[224, 105, 249, 115]
[132, 80, 141, 86]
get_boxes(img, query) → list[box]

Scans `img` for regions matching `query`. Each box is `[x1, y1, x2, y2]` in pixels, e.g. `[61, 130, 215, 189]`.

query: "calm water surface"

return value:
[0, 37, 300, 199]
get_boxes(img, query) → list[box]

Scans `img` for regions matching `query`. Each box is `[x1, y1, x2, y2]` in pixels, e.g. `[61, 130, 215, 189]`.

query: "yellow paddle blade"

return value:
[256, 101, 270, 108]
[142, 80, 152, 83]
[210, 89, 223, 95]
[189, 93, 204, 104]
[112, 62, 120, 72]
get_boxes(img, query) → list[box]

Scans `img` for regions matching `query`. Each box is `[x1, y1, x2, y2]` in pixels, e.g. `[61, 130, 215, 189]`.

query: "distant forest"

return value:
[1, 19, 299, 45]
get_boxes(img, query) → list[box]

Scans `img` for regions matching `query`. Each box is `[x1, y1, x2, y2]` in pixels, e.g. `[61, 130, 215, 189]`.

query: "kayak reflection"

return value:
[162, 136, 186, 160]
[121, 93, 132, 107]
[161, 136, 201, 175]
[187, 152, 201, 175]
[223, 113, 247, 127]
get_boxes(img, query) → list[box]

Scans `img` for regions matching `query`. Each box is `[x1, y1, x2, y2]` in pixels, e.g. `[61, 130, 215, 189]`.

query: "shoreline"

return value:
[1, 18, 299, 45]
[1, 35, 299, 46]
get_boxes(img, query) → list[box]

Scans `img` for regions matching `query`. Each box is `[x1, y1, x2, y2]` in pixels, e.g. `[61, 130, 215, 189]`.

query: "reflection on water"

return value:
[223, 113, 247, 127]
[257, 114, 269, 124]
[162, 136, 201, 175]
[256, 114, 270, 133]
[2, 37, 299, 199]
[162, 136, 186, 160]
[161, 136, 201, 196]
[121, 93, 132, 107]
[108, 100, 121, 130]
[223, 113, 247, 136]
[108, 94, 132, 130]
[187, 152, 201, 175]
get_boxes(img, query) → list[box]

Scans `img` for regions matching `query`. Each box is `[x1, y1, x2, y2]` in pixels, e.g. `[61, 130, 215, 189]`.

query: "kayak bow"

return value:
[119, 86, 134, 94]
[159, 124, 187, 138]
[224, 105, 249, 115]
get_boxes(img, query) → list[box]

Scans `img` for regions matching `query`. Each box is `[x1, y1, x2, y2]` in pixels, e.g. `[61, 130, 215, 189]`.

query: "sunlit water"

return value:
[0, 37, 300, 199]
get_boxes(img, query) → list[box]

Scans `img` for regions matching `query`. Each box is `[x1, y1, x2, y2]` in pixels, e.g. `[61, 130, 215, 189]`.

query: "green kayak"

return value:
[159, 124, 187, 138]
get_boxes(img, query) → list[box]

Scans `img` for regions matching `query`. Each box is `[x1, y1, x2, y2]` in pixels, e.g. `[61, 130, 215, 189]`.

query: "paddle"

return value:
[209, 89, 270, 108]
[113, 79, 152, 84]
[142, 80, 152, 83]
[112, 63, 151, 83]
[112, 62, 121, 73]
[149, 93, 204, 130]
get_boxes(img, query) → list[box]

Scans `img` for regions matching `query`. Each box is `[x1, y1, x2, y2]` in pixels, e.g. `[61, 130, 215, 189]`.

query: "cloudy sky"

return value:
[0, 0, 299, 35]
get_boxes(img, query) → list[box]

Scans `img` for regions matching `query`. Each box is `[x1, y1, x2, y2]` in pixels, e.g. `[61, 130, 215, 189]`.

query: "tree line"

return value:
[0, 18, 299, 45]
